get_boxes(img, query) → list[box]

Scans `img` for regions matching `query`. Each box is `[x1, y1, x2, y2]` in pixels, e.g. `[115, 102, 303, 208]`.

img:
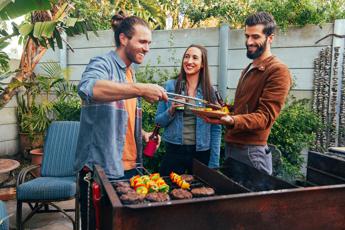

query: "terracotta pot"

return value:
[30, 148, 43, 177]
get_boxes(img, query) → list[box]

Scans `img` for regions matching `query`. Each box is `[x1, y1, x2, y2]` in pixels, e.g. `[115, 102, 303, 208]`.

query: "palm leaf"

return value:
[39, 62, 63, 79]
[19, 23, 34, 36]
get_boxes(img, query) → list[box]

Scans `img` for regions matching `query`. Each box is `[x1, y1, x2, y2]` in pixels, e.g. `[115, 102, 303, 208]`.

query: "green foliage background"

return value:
[71, 0, 345, 31]
[268, 98, 321, 181]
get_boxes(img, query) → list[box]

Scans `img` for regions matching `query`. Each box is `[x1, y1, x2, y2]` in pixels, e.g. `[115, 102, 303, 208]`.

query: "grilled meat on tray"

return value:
[120, 192, 145, 204]
[145, 192, 170, 202]
[191, 187, 215, 197]
[170, 188, 193, 200]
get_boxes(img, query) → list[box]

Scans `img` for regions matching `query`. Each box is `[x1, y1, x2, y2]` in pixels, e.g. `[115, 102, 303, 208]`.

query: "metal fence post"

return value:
[59, 32, 68, 71]
[218, 23, 229, 99]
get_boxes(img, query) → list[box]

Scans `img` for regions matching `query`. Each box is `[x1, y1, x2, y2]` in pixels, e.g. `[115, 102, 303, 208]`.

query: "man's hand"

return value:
[138, 83, 168, 103]
[201, 114, 235, 126]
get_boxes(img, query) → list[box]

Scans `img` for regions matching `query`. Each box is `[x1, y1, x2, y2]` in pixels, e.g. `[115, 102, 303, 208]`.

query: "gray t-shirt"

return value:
[182, 103, 196, 145]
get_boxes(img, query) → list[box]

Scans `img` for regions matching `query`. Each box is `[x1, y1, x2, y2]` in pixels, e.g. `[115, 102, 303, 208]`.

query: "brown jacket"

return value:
[225, 56, 292, 145]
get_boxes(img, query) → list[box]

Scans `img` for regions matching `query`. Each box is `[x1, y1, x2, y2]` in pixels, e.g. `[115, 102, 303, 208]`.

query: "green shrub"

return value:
[268, 98, 322, 181]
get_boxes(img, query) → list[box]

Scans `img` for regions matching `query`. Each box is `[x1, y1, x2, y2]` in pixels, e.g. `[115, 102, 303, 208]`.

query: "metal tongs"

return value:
[166, 92, 222, 110]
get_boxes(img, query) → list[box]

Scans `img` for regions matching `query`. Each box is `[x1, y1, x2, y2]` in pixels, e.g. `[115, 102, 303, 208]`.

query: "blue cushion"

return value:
[41, 121, 80, 177]
[0, 201, 9, 230]
[17, 177, 76, 201]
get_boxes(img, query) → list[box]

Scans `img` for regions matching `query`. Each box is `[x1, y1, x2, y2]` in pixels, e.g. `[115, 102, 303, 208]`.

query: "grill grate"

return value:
[111, 172, 217, 205]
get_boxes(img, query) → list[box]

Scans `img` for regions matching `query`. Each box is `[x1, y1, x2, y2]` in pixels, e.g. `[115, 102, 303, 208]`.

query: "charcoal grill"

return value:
[93, 153, 345, 230]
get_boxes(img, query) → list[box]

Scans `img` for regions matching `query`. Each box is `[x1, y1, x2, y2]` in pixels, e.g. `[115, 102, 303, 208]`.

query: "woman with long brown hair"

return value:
[155, 44, 221, 175]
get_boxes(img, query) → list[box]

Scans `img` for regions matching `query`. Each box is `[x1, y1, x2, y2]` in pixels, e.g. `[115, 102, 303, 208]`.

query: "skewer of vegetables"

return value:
[129, 173, 170, 195]
[170, 172, 190, 189]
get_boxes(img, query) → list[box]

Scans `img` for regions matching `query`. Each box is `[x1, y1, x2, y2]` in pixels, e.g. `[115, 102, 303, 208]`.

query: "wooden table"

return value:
[0, 159, 20, 187]
[0, 159, 20, 200]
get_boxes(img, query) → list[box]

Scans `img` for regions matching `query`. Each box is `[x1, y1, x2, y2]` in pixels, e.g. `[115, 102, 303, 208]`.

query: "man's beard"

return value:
[246, 38, 267, 59]
[125, 43, 144, 64]
[125, 47, 139, 64]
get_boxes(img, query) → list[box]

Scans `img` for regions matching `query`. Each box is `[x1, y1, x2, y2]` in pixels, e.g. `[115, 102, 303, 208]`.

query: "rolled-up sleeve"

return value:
[78, 57, 110, 103]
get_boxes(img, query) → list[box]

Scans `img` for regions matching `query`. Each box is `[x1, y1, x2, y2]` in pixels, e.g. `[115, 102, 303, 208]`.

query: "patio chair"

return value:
[0, 201, 9, 230]
[16, 121, 80, 230]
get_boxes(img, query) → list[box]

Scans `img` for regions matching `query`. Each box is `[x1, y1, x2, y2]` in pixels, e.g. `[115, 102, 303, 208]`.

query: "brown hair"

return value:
[245, 11, 276, 36]
[175, 44, 215, 103]
[111, 11, 150, 47]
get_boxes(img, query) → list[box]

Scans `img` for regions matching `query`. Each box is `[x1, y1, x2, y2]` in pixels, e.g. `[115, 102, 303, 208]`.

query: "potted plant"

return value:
[17, 62, 65, 159]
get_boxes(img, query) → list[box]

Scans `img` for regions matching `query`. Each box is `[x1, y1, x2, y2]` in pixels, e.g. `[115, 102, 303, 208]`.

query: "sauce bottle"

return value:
[143, 125, 160, 158]
[215, 91, 226, 107]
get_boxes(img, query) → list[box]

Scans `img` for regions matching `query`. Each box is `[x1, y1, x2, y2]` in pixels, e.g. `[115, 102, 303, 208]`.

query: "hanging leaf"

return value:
[0, 0, 51, 20]
[53, 29, 63, 49]
[0, 29, 9, 36]
[64, 27, 73, 37]
[38, 37, 48, 48]
[19, 23, 34, 36]
[18, 36, 24, 45]
[0, 0, 12, 12]
[53, 2, 68, 21]
[0, 41, 9, 50]
[81, 22, 88, 40]
[41, 21, 57, 38]
[65, 17, 78, 27]
[47, 38, 55, 51]
[33, 22, 43, 38]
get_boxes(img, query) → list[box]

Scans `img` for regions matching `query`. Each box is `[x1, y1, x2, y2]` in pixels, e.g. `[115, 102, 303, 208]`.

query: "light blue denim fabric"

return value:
[74, 51, 142, 179]
[155, 79, 222, 168]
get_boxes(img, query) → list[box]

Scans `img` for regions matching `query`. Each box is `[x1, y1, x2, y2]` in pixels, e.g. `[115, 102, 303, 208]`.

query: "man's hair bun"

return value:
[111, 10, 127, 32]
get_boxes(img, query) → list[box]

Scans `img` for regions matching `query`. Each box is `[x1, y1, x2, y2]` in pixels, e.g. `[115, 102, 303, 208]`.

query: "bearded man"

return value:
[75, 15, 167, 229]
[205, 12, 292, 175]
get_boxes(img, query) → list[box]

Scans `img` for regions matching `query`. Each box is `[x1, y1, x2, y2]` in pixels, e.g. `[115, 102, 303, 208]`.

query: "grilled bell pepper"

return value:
[130, 175, 140, 187]
[148, 184, 159, 193]
[150, 173, 161, 181]
[158, 184, 170, 193]
[135, 185, 148, 195]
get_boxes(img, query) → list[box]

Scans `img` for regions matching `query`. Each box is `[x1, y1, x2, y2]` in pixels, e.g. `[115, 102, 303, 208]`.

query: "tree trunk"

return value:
[0, 38, 47, 109]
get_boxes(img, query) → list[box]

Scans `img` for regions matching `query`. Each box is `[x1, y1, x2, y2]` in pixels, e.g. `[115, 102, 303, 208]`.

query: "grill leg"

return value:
[75, 196, 80, 230]
[16, 200, 22, 230]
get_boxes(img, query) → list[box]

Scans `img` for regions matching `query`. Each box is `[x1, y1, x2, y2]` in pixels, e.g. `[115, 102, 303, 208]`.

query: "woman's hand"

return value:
[168, 97, 186, 115]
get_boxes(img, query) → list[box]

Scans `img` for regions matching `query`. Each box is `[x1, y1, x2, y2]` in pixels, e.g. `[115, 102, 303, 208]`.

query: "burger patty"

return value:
[145, 192, 170, 202]
[191, 187, 215, 197]
[115, 181, 130, 188]
[120, 192, 145, 204]
[116, 186, 135, 195]
[170, 188, 192, 200]
[180, 174, 194, 182]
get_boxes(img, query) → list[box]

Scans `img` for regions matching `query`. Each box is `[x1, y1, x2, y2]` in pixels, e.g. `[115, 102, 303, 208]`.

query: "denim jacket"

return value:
[74, 51, 142, 179]
[155, 79, 221, 168]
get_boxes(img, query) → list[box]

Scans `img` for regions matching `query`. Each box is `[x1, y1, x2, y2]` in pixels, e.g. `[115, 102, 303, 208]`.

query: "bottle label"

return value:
[143, 140, 158, 158]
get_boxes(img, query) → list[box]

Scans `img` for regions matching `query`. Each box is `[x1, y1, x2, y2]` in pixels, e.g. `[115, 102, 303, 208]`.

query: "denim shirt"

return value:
[74, 51, 142, 179]
[155, 79, 222, 168]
